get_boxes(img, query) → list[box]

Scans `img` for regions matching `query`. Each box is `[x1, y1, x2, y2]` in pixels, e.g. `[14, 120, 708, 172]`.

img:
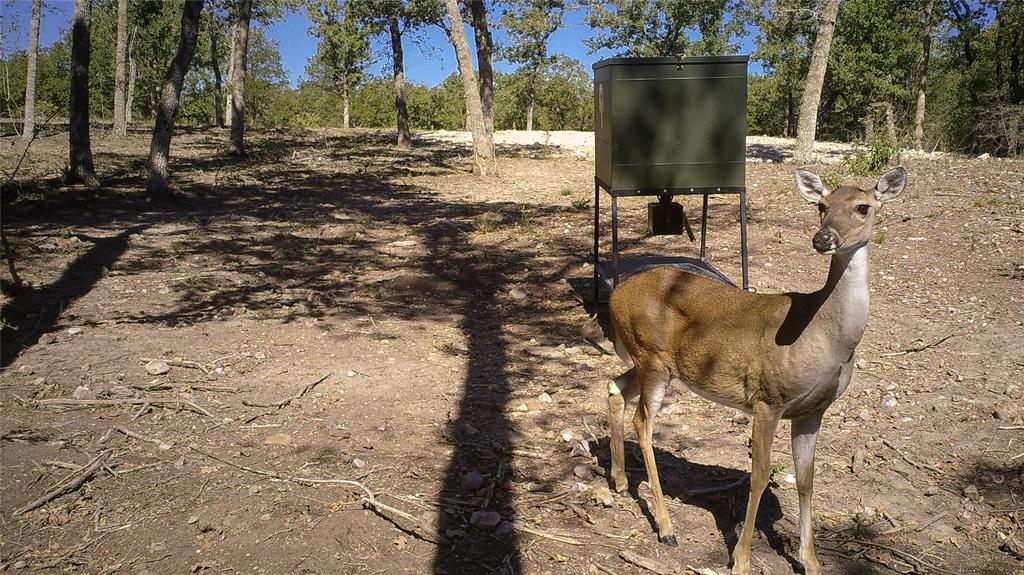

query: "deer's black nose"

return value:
[813, 229, 838, 253]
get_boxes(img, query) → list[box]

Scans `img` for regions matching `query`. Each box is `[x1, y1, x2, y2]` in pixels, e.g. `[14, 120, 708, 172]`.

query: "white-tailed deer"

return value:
[607, 167, 908, 575]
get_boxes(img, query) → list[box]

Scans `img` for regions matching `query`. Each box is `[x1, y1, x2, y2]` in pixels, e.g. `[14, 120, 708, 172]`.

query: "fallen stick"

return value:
[140, 357, 211, 375]
[882, 439, 944, 474]
[108, 426, 171, 450]
[881, 332, 960, 357]
[187, 444, 442, 544]
[619, 550, 675, 575]
[514, 521, 585, 545]
[823, 538, 962, 575]
[685, 475, 749, 498]
[241, 374, 331, 409]
[30, 397, 211, 417]
[133, 382, 237, 393]
[14, 450, 112, 516]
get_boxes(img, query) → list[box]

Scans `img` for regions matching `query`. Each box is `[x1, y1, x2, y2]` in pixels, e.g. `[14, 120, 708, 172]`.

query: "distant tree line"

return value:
[2, 0, 1022, 177]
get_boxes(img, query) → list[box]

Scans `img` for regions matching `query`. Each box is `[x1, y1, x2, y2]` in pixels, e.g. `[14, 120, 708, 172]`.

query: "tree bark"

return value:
[225, 21, 236, 126]
[913, 0, 934, 150]
[126, 25, 136, 125]
[794, 0, 840, 164]
[112, 0, 128, 135]
[227, 0, 251, 156]
[68, 0, 99, 187]
[210, 20, 224, 127]
[467, 0, 495, 140]
[146, 0, 205, 200]
[443, 0, 494, 175]
[342, 80, 350, 129]
[21, 0, 41, 141]
[388, 13, 411, 149]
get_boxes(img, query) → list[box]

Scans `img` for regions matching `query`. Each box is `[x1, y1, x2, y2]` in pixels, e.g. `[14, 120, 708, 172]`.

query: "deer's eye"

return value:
[856, 205, 871, 216]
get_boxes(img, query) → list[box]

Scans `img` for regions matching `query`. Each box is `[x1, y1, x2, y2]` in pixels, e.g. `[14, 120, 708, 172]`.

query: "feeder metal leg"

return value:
[700, 194, 709, 260]
[593, 181, 600, 304]
[611, 195, 619, 289]
[739, 188, 749, 290]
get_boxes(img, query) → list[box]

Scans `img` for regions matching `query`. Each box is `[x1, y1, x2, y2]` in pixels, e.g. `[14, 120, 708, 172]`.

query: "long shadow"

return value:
[2, 224, 146, 367]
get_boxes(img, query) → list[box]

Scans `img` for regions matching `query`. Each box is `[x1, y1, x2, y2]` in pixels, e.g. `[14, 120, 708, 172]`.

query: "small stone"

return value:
[570, 439, 592, 458]
[145, 360, 171, 376]
[494, 520, 515, 537]
[66, 327, 84, 335]
[524, 400, 543, 411]
[783, 473, 797, 486]
[537, 392, 552, 404]
[469, 510, 502, 530]
[508, 288, 528, 301]
[12, 560, 27, 569]
[592, 485, 614, 507]
[563, 346, 580, 355]
[977, 152, 991, 160]
[461, 471, 484, 491]
[573, 464, 595, 481]
[857, 409, 873, 421]
[254, 351, 266, 360]
[264, 433, 291, 446]
[559, 428, 575, 442]
[39, 333, 58, 345]
[992, 400, 1019, 421]
[17, 365, 33, 375]
[851, 449, 865, 474]
[882, 382, 898, 392]
[515, 404, 529, 412]
[346, 370, 357, 377]
[854, 358, 868, 369]
[881, 395, 898, 409]
[732, 411, 751, 425]
[352, 458, 365, 468]
[1004, 384, 1023, 400]
[923, 485, 939, 497]
[575, 362, 593, 372]
[72, 385, 94, 400]
[999, 536, 1024, 560]
[31, 377, 47, 386]
[453, 341, 469, 352]
[963, 484, 981, 501]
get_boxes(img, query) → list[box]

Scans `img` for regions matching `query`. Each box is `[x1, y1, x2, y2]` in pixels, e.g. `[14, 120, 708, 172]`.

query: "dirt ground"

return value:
[1, 127, 1022, 575]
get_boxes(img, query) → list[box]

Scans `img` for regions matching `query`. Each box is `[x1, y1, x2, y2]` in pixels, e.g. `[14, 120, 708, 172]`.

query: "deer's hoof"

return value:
[659, 534, 678, 547]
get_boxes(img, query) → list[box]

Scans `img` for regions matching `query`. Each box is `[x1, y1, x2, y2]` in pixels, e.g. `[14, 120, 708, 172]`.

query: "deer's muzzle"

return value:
[812, 228, 838, 254]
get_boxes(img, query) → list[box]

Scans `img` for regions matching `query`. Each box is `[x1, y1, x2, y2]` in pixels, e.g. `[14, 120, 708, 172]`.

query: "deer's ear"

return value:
[795, 170, 828, 204]
[874, 167, 907, 203]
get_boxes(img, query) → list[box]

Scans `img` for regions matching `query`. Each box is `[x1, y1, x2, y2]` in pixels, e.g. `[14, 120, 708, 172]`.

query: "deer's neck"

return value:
[812, 245, 871, 352]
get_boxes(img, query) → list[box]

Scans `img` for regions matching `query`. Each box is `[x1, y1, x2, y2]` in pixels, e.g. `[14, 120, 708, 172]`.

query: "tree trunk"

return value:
[210, 21, 224, 127]
[112, 0, 128, 135]
[227, 0, 251, 156]
[389, 14, 411, 149]
[913, 0, 934, 150]
[126, 26, 136, 126]
[468, 0, 495, 140]
[225, 22, 236, 126]
[794, 0, 840, 164]
[342, 80, 350, 129]
[526, 101, 534, 131]
[443, 0, 494, 175]
[68, 0, 99, 188]
[884, 101, 896, 143]
[21, 0, 41, 141]
[146, 0, 205, 200]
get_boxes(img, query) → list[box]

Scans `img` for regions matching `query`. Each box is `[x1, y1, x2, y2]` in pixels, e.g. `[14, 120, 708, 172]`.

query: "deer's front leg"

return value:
[792, 413, 824, 575]
[732, 402, 781, 574]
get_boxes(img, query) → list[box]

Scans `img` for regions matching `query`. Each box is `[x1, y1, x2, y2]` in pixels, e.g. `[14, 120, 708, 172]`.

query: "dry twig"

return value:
[881, 332, 960, 357]
[14, 450, 112, 516]
[29, 397, 211, 417]
[241, 373, 331, 408]
[882, 439, 944, 474]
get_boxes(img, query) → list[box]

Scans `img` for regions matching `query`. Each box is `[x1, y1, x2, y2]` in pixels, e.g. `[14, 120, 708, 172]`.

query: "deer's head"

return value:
[794, 167, 907, 255]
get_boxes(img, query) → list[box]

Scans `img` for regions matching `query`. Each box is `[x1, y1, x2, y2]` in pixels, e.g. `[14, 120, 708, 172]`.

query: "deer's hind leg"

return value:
[608, 368, 639, 494]
[632, 366, 676, 546]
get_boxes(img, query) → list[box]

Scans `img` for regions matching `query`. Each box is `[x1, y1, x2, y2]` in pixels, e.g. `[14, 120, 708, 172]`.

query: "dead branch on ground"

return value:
[26, 396, 212, 417]
[241, 373, 331, 409]
[881, 332, 961, 357]
[14, 450, 112, 516]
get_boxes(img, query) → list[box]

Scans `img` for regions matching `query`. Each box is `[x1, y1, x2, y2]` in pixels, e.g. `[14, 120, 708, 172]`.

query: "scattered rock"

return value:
[992, 400, 1019, 421]
[1005, 384, 1023, 400]
[731, 411, 751, 425]
[508, 288, 528, 302]
[12, 560, 27, 569]
[857, 409, 873, 422]
[783, 473, 797, 486]
[977, 152, 991, 160]
[461, 471, 484, 491]
[963, 484, 981, 502]
[537, 392, 552, 404]
[388, 239, 419, 248]
[573, 464, 595, 481]
[66, 327, 85, 335]
[854, 358, 868, 369]
[575, 362, 593, 372]
[346, 370, 357, 377]
[17, 365, 33, 375]
[881, 396, 898, 409]
[31, 377, 47, 387]
[592, 484, 614, 507]
[264, 433, 291, 446]
[570, 439, 592, 458]
[145, 360, 171, 376]
[352, 458, 365, 468]
[39, 333, 58, 345]
[494, 520, 515, 537]
[923, 485, 940, 497]
[524, 400, 543, 411]
[563, 346, 580, 355]
[453, 341, 469, 353]
[72, 385, 95, 400]
[851, 449, 865, 474]
[559, 428, 575, 442]
[469, 510, 502, 530]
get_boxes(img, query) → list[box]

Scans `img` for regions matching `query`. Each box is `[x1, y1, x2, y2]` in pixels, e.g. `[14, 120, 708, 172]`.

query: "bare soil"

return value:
[1, 128, 1022, 575]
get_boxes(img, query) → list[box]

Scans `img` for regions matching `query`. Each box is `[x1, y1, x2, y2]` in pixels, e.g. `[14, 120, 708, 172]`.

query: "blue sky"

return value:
[2, 1, 761, 87]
